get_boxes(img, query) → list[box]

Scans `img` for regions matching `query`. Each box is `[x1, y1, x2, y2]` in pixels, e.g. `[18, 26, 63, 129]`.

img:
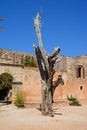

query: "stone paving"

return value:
[0, 105, 87, 130]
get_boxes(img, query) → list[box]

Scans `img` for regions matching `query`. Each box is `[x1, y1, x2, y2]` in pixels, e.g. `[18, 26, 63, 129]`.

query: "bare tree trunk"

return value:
[41, 81, 53, 116]
[33, 12, 61, 117]
[33, 46, 53, 116]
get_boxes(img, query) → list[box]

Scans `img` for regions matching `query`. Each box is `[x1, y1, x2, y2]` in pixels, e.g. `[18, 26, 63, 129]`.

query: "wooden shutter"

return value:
[76, 66, 79, 78]
[83, 67, 85, 78]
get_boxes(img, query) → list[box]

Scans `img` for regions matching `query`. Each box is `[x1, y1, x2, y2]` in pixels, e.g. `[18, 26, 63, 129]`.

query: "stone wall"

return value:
[22, 67, 41, 102]
[54, 55, 87, 103]
[0, 48, 87, 104]
[0, 63, 23, 82]
[0, 63, 23, 101]
[21, 55, 87, 103]
[0, 48, 36, 65]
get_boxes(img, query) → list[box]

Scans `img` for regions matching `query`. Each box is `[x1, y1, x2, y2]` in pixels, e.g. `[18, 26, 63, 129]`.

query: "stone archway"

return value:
[0, 63, 23, 103]
[0, 73, 13, 102]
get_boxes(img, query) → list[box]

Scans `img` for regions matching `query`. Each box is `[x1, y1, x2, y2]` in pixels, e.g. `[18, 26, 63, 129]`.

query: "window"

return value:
[80, 86, 83, 90]
[76, 66, 85, 78]
[78, 67, 81, 77]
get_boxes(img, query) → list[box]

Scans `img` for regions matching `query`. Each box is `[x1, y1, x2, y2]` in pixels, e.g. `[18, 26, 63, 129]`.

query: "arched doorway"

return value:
[0, 73, 13, 102]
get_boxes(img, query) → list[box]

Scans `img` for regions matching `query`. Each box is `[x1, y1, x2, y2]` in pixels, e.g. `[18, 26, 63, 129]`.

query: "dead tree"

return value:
[33, 12, 63, 117]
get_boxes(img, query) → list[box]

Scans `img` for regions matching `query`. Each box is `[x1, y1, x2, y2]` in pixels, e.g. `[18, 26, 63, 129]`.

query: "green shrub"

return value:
[14, 91, 25, 107]
[22, 56, 37, 67]
[0, 73, 13, 90]
[67, 95, 81, 106]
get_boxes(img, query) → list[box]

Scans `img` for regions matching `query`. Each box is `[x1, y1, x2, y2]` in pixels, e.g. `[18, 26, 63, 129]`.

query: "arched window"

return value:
[76, 65, 85, 78]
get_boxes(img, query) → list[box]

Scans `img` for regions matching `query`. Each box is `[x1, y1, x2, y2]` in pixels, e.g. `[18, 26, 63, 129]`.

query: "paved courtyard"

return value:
[0, 105, 87, 130]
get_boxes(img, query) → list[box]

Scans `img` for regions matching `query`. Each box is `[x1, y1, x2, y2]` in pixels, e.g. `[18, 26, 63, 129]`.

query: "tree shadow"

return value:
[37, 107, 62, 115]
[53, 108, 62, 115]
[36, 103, 42, 111]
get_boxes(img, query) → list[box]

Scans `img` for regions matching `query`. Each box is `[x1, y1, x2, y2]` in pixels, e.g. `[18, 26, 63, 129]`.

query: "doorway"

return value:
[0, 73, 13, 104]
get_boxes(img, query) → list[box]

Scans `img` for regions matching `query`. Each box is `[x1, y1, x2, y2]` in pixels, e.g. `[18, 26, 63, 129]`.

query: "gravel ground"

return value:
[0, 105, 87, 130]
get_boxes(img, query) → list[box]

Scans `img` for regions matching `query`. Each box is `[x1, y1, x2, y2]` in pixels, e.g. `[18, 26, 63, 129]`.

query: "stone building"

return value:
[54, 55, 87, 104]
[19, 54, 87, 105]
[0, 48, 87, 105]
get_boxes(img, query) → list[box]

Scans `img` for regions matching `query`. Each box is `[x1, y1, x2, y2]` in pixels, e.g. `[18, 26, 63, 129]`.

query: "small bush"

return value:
[67, 95, 81, 106]
[14, 91, 25, 107]
[22, 56, 37, 67]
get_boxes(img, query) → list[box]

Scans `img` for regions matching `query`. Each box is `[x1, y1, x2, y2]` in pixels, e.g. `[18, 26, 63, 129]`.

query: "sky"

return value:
[0, 0, 87, 57]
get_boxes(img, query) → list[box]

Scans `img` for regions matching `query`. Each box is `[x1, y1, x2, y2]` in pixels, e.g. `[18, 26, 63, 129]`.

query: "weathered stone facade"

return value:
[0, 63, 23, 101]
[54, 55, 87, 104]
[0, 48, 36, 65]
[13, 54, 87, 104]
[0, 48, 87, 104]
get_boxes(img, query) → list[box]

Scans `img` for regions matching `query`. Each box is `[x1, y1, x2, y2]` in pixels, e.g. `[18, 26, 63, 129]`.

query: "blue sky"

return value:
[0, 0, 87, 56]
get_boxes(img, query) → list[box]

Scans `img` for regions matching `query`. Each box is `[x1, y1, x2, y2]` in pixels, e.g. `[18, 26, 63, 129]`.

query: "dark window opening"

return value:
[80, 86, 83, 90]
[76, 66, 85, 78]
[78, 67, 81, 77]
